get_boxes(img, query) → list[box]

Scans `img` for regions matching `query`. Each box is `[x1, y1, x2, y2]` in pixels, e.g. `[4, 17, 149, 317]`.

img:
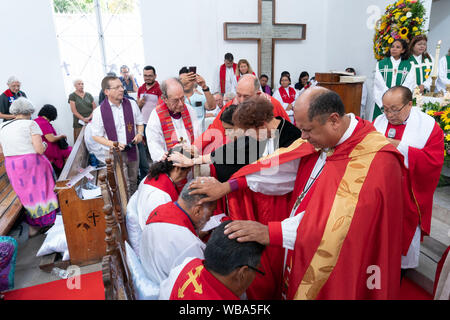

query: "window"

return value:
[52, 0, 145, 97]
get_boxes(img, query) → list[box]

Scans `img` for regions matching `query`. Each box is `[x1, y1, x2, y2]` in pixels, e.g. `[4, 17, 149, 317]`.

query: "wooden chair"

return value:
[0, 152, 23, 235]
[99, 146, 135, 300]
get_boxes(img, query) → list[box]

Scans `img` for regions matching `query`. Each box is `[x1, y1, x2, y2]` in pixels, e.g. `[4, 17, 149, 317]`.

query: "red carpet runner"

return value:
[3, 271, 105, 300]
[3, 271, 432, 300]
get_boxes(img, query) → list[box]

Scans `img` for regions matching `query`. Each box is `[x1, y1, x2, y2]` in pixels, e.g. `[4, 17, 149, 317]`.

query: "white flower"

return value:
[406, 12, 412, 18]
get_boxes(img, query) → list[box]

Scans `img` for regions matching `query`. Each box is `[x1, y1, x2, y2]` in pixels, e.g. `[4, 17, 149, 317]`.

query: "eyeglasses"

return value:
[168, 97, 185, 105]
[239, 265, 265, 276]
[380, 102, 409, 115]
[108, 85, 125, 90]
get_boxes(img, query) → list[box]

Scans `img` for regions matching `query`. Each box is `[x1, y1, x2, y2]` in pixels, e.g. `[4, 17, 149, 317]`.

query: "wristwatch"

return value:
[202, 86, 210, 92]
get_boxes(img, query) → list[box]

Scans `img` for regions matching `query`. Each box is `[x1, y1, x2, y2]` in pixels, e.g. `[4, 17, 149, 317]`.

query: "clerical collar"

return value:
[336, 113, 358, 147]
[169, 109, 182, 119]
[174, 201, 196, 230]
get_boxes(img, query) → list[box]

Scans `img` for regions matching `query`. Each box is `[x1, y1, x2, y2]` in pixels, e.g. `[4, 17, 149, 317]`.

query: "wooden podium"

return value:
[315, 73, 364, 117]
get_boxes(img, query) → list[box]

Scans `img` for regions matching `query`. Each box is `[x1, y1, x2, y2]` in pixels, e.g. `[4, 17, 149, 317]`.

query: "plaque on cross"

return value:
[224, 0, 306, 88]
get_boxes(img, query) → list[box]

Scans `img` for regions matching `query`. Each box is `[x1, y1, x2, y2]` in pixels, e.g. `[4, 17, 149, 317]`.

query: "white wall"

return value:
[324, 0, 392, 118]
[0, 0, 446, 146]
[274, 0, 327, 88]
[0, 0, 72, 143]
[139, 0, 328, 93]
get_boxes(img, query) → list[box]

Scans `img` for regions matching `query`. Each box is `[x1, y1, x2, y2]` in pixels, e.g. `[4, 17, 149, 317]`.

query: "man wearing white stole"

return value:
[373, 86, 444, 276]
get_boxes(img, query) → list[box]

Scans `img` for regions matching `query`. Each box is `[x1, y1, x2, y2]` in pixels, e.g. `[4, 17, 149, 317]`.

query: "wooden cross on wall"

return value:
[224, 0, 306, 88]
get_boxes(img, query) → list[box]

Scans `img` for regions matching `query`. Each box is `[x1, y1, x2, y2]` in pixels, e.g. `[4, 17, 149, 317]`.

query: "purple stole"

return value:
[100, 98, 137, 161]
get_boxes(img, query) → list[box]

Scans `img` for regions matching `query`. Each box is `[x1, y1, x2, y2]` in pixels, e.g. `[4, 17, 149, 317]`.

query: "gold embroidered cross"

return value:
[178, 265, 204, 298]
[127, 122, 133, 133]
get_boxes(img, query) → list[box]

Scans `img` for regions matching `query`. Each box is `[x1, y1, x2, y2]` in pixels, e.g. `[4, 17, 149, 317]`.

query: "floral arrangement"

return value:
[373, 0, 427, 61]
[422, 101, 450, 166]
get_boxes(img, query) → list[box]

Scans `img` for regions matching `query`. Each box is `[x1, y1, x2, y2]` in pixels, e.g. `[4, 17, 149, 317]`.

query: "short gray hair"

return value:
[161, 77, 183, 99]
[237, 74, 261, 93]
[7, 76, 20, 85]
[179, 179, 209, 209]
[223, 92, 236, 101]
[120, 65, 129, 73]
[73, 78, 83, 86]
[9, 97, 35, 115]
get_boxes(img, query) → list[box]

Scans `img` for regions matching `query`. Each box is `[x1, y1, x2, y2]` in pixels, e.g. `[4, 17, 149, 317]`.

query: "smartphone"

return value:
[188, 66, 197, 74]
[195, 101, 202, 107]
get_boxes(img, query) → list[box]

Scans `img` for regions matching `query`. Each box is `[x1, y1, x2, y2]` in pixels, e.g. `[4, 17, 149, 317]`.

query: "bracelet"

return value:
[202, 86, 210, 92]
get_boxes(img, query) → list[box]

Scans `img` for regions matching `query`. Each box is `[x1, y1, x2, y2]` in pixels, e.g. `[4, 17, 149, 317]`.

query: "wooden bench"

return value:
[99, 146, 135, 300]
[0, 152, 23, 236]
[53, 125, 107, 267]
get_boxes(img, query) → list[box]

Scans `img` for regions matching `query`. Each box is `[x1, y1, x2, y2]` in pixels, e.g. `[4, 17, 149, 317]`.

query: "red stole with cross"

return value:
[219, 63, 237, 93]
[156, 102, 194, 150]
[170, 258, 239, 300]
[279, 87, 296, 104]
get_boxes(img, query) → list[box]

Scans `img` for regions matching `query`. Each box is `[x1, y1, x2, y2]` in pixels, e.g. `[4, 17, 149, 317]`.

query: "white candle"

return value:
[432, 40, 442, 77]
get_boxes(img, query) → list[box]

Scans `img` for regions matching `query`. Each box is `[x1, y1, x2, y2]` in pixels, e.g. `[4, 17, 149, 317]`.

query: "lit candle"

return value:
[432, 40, 442, 77]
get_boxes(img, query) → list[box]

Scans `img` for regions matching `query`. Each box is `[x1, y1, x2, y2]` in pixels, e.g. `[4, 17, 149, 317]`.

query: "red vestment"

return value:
[374, 110, 444, 249]
[268, 119, 408, 299]
[169, 258, 239, 300]
[194, 95, 291, 154]
[226, 140, 316, 300]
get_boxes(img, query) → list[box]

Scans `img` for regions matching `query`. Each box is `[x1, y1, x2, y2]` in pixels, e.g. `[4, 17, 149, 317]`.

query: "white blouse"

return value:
[0, 119, 42, 156]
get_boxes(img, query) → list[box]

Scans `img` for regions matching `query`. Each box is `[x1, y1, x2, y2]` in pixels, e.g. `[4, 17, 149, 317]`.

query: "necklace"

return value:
[291, 157, 326, 214]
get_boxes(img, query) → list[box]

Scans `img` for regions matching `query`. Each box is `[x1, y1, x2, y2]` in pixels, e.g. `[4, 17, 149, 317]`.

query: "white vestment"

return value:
[126, 179, 174, 257]
[139, 219, 205, 287]
[374, 107, 436, 269]
[272, 87, 299, 123]
[145, 104, 199, 161]
[437, 56, 450, 93]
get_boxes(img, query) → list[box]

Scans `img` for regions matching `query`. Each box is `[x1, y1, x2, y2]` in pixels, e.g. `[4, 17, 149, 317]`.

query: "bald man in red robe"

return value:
[194, 74, 290, 154]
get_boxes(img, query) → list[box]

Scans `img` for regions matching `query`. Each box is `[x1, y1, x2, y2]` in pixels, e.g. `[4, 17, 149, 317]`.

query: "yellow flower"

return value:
[442, 109, 450, 124]
[399, 27, 409, 37]
[388, 37, 395, 44]
[427, 110, 435, 116]
[400, 16, 408, 22]
[413, 27, 418, 31]
[397, 0, 404, 5]
[444, 124, 450, 131]
[415, 31, 421, 36]
[446, 135, 450, 142]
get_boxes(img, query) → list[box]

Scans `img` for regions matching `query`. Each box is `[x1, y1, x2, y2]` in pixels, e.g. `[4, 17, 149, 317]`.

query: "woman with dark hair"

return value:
[126, 146, 193, 256]
[409, 35, 433, 93]
[272, 74, 299, 123]
[372, 38, 416, 120]
[170, 98, 301, 182]
[294, 71, 310, 90]
[34, 104, 72, 177]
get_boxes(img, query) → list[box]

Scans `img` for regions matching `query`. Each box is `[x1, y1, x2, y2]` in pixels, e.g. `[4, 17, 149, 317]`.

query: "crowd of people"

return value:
[0, 33, 449, 299]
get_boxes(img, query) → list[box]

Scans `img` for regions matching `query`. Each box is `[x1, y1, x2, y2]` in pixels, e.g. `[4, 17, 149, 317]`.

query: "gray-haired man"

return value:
[145, 78, 200, 161]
